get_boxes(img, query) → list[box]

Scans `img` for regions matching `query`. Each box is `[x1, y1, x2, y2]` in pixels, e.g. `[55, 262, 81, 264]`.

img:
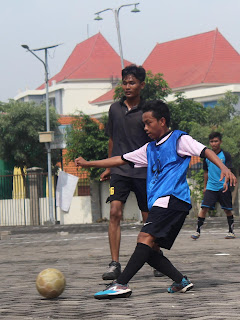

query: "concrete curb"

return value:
[0, 217, 238, 235]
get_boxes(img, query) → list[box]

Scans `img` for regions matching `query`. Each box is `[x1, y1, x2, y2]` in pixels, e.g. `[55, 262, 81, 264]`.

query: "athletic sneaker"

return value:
[94, 282, 132, 300]
[102, 261, 121, 280]
[191, 231, 200, 240]
[167, 276, 193, 293]
[153, 269, 165, 277]
[225, 232, 235, 239]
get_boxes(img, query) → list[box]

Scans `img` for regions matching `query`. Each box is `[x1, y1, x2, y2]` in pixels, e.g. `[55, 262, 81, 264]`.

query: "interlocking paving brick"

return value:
[0, 218, 239, 319]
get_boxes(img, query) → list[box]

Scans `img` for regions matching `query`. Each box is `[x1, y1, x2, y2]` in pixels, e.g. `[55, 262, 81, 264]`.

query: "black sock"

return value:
[117, 243, 152, 285]
[197, 217, 205, 233]
[147, 249, 183, 283]
[227, 215, 234, 233]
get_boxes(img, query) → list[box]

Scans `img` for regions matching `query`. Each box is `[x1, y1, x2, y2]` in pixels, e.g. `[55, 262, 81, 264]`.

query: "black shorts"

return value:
[201, 189, 232, 210]
[108, 174, 148, 212]
[141, 206, 188, 250]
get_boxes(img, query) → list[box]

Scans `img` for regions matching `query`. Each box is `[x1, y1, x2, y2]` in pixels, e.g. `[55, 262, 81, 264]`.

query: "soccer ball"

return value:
[36, 268, 66, 299]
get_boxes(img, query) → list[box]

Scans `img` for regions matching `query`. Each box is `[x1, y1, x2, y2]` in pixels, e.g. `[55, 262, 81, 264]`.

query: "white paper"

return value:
[56, 171, 79, 212]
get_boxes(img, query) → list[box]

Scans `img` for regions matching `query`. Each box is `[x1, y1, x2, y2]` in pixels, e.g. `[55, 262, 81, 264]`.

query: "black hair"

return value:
[142, 100, 170, 127]
[209, 131, 222, 141]
[122, 64, 146, 82]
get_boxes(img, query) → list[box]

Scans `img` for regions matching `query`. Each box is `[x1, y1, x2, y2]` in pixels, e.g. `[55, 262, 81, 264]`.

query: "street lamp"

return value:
[94, 3, 140, 69]
[21, 43, 61, 223]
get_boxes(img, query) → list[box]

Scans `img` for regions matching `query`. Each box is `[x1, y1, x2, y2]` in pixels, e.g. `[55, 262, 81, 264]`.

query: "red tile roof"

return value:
[90, 88, 115, 104]
[38, 33, 132, 89]
[58, 115, 76, 125]
[143, 29, 240, 89]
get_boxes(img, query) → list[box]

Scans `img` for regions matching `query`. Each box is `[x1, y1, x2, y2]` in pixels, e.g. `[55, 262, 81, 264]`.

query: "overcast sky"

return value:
[1, 0, 240, 102]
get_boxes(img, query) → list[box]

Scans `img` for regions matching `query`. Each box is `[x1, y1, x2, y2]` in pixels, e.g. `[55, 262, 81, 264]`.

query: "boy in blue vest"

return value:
[191, 132, 235, 240]
[75, 100, 236, 299]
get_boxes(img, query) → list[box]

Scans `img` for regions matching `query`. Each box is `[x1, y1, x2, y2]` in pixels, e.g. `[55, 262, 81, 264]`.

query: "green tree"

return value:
[189, 168, 205, 203]
[205, 91, 239, 126]
[114, 71, 172, 101]
[0, 100, 60, 175]
[0, 101, 7, 112]
[168, 92, 207, 132]
[65, 113, 109, 180]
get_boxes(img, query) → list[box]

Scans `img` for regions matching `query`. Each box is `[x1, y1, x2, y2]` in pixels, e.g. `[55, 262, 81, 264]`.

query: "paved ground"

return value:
[0, 217, 240, 320]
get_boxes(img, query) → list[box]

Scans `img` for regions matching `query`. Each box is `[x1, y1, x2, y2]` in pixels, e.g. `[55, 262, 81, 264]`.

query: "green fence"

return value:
[0, 160, 14, 200]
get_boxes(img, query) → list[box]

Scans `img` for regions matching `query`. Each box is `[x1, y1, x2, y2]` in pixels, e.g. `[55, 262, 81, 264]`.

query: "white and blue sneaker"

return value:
[191, 232, 200, 240]
[225, 232, 235, 239]
[94, 282, 132, 300]
[168, 276, 193, 293]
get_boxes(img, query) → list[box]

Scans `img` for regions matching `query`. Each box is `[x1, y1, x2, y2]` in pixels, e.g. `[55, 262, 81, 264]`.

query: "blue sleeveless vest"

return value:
[146, 130, 191, 210]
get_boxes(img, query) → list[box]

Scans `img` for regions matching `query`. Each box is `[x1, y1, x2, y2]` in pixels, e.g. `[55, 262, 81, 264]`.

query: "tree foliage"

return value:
[168, 92, 207, 132]
[0, 101, 7, 112]
[0, 100, 60, 172]
[205, 91, 238, 127]
[113, 71, 172, 101]
[189, 169, 205, 203]
[65, 113, 109, 180]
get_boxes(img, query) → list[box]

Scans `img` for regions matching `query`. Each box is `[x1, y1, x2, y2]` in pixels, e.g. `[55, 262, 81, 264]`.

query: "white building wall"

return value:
[58, 196, 92, 224]
[15, 80, 113, 117]
[61, 82, 111, 115]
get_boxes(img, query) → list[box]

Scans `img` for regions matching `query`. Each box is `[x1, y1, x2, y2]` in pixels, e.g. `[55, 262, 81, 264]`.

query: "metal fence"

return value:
[0, 171, 90, 226]
[4, 160, 237, 225]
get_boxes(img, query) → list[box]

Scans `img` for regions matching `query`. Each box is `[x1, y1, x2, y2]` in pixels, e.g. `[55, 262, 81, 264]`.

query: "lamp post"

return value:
[94, 3, 140, 69]
[21, 43, 60, 223]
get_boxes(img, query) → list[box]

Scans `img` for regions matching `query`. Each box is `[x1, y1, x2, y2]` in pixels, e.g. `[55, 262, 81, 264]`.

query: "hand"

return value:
[220, 168, 237, 192]
[75, 156, 89, 168]
[100, 168, 111, 181]
[203, 187, 206, 194]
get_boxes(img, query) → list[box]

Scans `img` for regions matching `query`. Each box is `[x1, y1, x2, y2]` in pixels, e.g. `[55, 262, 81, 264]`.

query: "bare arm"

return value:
[205, 149, 237, 191]
[100, 138, 113, 181]
[75, 155, 126, 169]
[108, 137, 113, 158]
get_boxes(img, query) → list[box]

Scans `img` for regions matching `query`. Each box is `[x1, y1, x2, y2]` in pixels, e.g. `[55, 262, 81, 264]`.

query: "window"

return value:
[203, 101, 217, 108]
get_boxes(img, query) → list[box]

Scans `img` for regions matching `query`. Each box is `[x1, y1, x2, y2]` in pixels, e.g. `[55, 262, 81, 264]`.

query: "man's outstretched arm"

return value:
[75, 156, 126, 169]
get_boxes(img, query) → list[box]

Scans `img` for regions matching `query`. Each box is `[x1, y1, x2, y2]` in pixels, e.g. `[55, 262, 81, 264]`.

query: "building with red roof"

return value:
[15, 33, 132, 117]
[90, 29, 240, 111]
[143, 29, 240, 89]
[16, 29, 240, 114]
